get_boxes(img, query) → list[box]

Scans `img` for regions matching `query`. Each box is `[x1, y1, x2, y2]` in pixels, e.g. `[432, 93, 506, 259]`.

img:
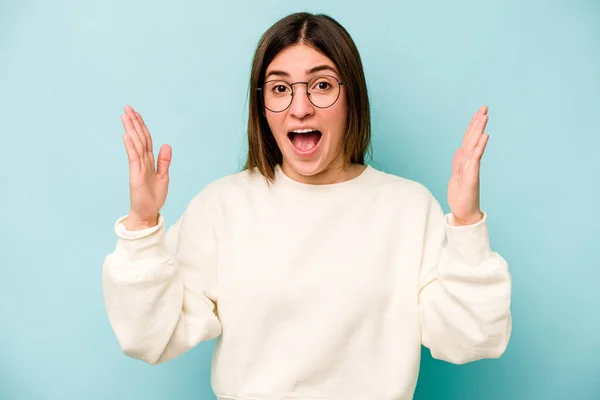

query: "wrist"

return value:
[125, 214, 159, 231]
[452, 211, 483, 226]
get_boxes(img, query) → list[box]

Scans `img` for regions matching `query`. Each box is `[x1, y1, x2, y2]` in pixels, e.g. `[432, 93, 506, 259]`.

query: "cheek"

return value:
[265, 114, 286, 138]
[332, 91, 348, 124]
[326, 103, 348, 142]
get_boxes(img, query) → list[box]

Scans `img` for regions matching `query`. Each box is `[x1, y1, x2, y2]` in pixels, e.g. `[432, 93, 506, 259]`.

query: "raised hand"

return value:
[121, 105, 172, 230]
[447, 105, 490, 226]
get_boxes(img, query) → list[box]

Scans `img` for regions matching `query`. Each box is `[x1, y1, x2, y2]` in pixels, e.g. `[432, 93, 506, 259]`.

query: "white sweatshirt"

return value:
[102, 164, 512, 400]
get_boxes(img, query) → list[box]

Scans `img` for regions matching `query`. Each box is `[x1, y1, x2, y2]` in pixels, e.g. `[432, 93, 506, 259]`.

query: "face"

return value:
[264, 43, 348, 184]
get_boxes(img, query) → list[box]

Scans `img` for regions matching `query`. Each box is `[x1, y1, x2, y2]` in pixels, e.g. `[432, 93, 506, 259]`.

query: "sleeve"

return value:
[417, 195, 512, 365]
[101, 193, 222, 365]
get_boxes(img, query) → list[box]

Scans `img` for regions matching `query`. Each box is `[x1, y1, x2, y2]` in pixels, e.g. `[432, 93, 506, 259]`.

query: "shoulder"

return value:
[366, 165, 438, 206]
[186, 168, 265, 209]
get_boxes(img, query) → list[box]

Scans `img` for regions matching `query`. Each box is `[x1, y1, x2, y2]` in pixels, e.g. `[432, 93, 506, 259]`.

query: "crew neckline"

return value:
[273, 163, 375, 192]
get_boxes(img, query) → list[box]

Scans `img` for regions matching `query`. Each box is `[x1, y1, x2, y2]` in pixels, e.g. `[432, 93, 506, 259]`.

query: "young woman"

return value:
[103, 12, 512, 400]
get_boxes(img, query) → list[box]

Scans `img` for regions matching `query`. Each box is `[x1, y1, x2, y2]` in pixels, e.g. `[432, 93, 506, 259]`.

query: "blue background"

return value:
[1, 0, 598, 399]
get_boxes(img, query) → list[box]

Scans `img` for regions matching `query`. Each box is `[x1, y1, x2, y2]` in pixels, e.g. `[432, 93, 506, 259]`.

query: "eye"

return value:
[311, 77, 335, 92]
[268, 82, 291, 95]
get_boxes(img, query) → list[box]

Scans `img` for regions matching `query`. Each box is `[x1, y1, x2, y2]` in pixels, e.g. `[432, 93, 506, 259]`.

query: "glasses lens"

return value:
[261, 76, 341, 112]
[263, 81, 292, 112]
[308, 76, 340, 108]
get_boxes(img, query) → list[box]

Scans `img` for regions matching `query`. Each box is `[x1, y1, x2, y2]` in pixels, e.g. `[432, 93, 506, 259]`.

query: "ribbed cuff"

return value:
[113, 214, 169, 262]
[444, 211, 493, 266]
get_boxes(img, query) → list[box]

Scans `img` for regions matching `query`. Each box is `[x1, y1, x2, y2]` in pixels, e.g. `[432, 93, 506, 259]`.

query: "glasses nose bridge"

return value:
[289, 81, 310, 96]
[288, 81, 313, 113]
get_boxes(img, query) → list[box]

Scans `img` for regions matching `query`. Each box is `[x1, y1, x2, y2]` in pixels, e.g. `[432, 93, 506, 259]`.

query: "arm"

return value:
[102, 193, 222, 365]
[418, 196, 512, 364]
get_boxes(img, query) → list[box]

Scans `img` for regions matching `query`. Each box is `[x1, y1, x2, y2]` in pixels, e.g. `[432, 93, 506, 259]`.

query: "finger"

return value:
[136, 111, 154, 155]
[130, 108, 149, 152]
[466, 113, 489, 156]
[472, 133, 490, 160]
[122, 133, 139, 161]
[156, 144, 172, 178]
[124, 106, 146, 154]
[121, 113, 144, 158]
[136, 111, 155, 169]
[125, 106, 146, 150]
[475, 105, 487, 114]
[463, 105, 488, 147]
[451, 148, 463, 177]
[462, 114, 478, 149]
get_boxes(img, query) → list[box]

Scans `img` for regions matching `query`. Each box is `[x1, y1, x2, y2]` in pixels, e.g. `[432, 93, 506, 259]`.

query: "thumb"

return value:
[156, 144, 172, 178]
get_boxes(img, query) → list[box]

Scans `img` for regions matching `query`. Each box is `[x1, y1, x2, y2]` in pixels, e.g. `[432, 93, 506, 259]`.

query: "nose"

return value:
[288, 84, 314, 119]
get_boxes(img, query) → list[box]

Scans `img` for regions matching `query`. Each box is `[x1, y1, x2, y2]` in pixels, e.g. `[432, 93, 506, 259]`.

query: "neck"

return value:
[281, 161, 366, 185]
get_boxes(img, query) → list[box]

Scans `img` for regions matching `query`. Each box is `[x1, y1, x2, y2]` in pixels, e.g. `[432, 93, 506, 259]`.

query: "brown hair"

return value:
[244, 12, 372, 182]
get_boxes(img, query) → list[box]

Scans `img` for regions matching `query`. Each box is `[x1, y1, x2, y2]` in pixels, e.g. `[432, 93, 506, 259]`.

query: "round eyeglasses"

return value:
[257, 75, 345, 113]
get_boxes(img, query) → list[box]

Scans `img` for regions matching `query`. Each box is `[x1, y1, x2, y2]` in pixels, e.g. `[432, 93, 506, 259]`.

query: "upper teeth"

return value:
[292, 129, 317, 133]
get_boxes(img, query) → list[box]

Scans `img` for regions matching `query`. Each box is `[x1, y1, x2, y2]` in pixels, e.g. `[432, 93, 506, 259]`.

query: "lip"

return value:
[288, 131, 322, 157]
[289, 126, 319, 132]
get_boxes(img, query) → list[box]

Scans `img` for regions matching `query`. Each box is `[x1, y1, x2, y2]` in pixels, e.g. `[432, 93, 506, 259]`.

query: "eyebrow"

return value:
[265, 65, 339, 80]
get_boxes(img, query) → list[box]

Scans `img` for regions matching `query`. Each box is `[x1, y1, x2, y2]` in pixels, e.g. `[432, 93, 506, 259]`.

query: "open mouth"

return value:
[288, 130, 322, 153]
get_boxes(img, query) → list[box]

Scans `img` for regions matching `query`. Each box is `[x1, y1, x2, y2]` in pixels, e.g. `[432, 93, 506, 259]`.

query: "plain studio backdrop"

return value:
[1, 0, 598, 399]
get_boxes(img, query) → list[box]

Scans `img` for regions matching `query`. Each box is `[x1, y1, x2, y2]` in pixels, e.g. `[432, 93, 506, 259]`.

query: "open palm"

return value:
[448, 106, 490, 225]
[121, 105, 172, 230]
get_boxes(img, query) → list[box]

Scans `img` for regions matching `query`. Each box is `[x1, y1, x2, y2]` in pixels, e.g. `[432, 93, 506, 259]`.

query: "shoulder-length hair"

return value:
[244, 12, 371, 182]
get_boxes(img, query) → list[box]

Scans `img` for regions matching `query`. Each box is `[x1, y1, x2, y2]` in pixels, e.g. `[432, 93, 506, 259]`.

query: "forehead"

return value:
[266, 43, 339, 78]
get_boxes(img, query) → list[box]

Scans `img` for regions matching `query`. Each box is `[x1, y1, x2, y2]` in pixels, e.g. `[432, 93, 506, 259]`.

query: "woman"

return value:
[103, 12, 512, 400]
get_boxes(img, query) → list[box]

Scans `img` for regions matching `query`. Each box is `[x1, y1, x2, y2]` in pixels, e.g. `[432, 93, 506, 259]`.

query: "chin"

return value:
[285, 156, 325, 176]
